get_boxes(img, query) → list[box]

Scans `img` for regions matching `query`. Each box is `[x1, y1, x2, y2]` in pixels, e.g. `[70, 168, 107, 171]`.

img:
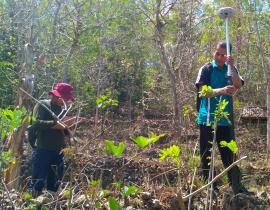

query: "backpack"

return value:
[196, 62, 213, 112]
[27, 100, 51, 148]
[27, 123, 37, 148]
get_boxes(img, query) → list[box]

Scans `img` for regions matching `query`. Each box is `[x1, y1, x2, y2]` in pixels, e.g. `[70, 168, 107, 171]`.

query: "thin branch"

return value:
[19, 88, 70, 129]
[1, 179, 16, 210]
[183, 156, 247, 201]
[150, 167, 178, 181]
[188, 142, 199, 210]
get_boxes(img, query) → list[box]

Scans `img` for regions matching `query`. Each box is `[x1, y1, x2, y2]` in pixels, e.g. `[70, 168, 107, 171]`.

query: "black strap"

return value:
[197, 63, 213, 112]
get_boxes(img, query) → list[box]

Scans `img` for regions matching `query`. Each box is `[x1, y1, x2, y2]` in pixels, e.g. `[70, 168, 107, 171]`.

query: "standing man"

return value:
[195, 42, 248, 194]
[29, 82, 74, 196]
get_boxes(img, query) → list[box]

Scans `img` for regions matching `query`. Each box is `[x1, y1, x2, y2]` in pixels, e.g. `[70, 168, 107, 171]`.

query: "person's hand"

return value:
[225, 55, 234, 68]
[222, 85, 236, 96]
[52, 121, 66, 130]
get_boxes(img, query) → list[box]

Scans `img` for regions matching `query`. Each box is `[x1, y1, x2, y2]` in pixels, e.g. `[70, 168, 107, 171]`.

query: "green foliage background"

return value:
[0, 0, 269, 114]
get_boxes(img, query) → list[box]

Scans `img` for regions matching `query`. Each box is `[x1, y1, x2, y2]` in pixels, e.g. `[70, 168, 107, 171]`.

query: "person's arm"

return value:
[199, 86, 235, 98]
[231, 67, 242, 89]
[196, 64, 235, 98]
[226, 56, 244, 89]
[232, 67, 244, 89]
[33, 103, 56, 129]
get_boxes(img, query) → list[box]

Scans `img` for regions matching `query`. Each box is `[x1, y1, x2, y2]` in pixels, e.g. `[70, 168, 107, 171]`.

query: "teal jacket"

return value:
[33, 99, 66, 152]
[196, 60, 244, 126]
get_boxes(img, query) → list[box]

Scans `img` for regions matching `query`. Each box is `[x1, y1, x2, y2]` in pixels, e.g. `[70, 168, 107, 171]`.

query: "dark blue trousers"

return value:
[199, 125, 241, 186]
[30, 149, 64, 193]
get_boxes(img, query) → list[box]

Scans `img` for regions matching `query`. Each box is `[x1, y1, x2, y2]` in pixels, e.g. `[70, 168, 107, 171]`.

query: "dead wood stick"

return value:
[182, 156, 247, 201]
[1, 179, 16, 210]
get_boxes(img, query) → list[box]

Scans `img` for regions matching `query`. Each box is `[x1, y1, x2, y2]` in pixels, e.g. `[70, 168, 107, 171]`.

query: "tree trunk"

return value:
[253, 11, 269, 158]
[4, 119, 29, 189]
[5, 43, 34, 190]
[94, 60, 102, 137]
[267, 76, 270, 160]
[155, 0, 181, 134]
[157, 34, 181, 133]
[50, 1, 62, 59]
[4, 0, 36, 189]
[63, 6, 82, 82]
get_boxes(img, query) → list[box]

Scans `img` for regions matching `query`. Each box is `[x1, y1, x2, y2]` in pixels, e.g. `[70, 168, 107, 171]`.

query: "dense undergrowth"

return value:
[1, 115, 270, 210]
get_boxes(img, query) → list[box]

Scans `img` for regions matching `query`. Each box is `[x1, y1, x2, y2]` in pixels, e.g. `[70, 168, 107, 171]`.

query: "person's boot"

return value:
[228, 166, 241, 194]
[228, 166, 255, 195]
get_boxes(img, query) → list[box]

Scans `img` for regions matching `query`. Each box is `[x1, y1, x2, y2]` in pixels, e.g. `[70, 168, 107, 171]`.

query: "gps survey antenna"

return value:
[217, 7, 235, 85]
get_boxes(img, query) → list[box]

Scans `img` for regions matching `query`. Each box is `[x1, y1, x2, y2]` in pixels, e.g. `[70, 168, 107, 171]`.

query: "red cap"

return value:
[49, 83, 74, 101]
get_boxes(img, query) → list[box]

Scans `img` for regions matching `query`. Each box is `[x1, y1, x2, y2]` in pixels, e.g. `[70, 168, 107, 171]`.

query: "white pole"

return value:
[225, 17, 232, 85]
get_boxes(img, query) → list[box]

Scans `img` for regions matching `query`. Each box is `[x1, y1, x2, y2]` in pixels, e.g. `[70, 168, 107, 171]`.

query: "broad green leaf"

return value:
[199, 85, 213, 97]
[105, 140, 125, 158]
[220, 140, 238, 154]
[96, 94, 118, 109]
[122, 185, 140, 197]
[159, 145, 181, 166]
[0, 108, 26, 139]
[131, 133, 165, 148]
[0, 149, 16, 171]
[108, 197, 120, 210]
[131, 136, 149, 148]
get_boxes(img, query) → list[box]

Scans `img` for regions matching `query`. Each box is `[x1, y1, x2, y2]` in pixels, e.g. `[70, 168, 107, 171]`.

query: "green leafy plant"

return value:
[108, 197, 120, 210]
[199, 85, 213, 97]
[213, 99, 230, 126]
[0, 149, 16, 171]
[24, 192, 49, 210]
[27, 205, 38, 210]
[131, 132, 165, 149]
[200, 91, 233, 209]
[113, 181, 123, 191]
[96, 94, 118, 109]
[0, 108, 26, 139]
[89, 179, 102, 187]
[183, 104, 197, 118]
[64, 187, 73, 210]
[24, 192, 32, 202]
[220, 140, 238, 154]
[188, 153, 201, 172]
[87, 179, 105, 208]
[183, 105, 192, 117]
[98, 189, 110, 198]
[121, 185, 140, 197]
[63, 188, 72, 198]
[159, 145, 181, 166]
[105, 140, 125, 158]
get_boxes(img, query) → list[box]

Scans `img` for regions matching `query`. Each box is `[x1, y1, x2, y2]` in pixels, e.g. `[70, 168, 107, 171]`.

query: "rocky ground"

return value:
[0, 117, 270, 210]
